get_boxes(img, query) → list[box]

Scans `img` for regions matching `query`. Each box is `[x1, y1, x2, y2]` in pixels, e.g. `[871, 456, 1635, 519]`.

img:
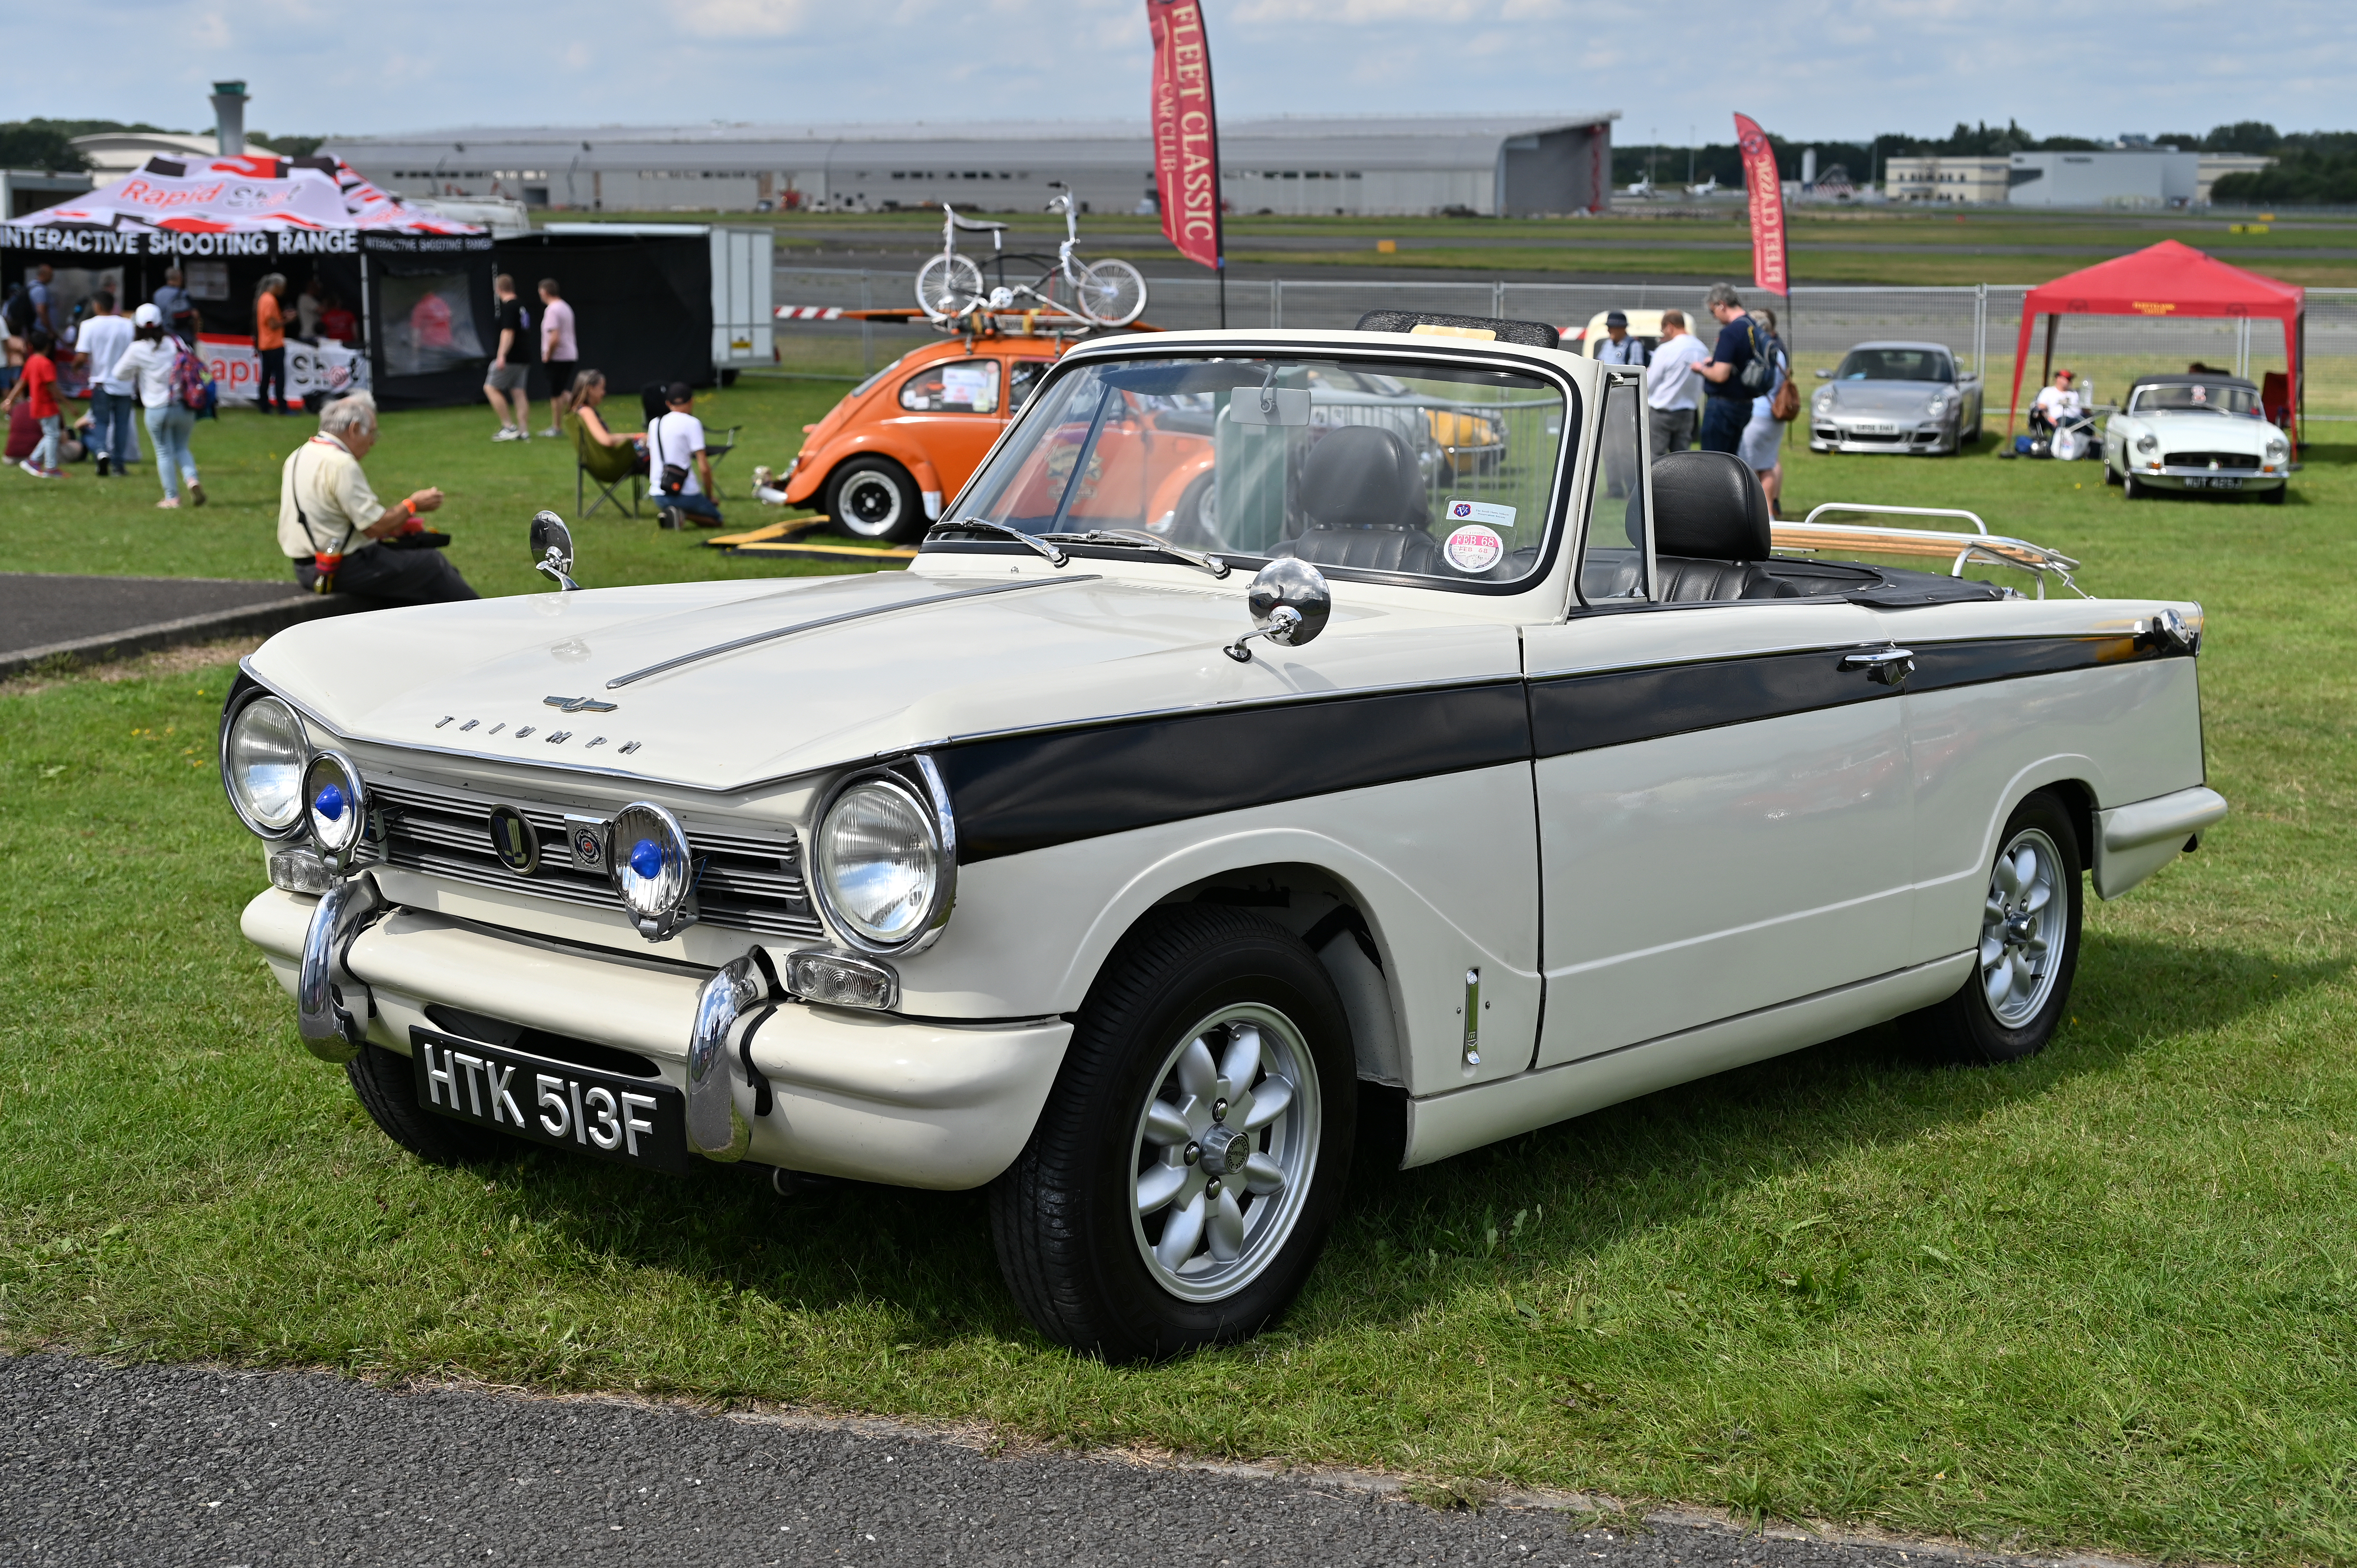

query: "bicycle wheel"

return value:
[1075, 259, 1148, 327]
[915, 254, 986, 318]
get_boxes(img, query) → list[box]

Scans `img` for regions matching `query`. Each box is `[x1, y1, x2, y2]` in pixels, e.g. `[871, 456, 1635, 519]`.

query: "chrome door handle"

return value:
[1839, 646, 1915, 686]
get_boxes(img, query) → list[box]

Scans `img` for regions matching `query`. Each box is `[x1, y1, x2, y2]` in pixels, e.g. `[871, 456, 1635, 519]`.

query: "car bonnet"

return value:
[243, 567, 1521, 795]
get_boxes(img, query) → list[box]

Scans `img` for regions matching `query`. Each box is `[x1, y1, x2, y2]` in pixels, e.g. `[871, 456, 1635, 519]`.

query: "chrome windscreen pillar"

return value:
[296, 873, 386, 1063]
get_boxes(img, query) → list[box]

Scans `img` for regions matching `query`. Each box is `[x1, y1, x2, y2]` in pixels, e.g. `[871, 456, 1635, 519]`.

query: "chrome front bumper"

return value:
[244, 884, 1070, 1190]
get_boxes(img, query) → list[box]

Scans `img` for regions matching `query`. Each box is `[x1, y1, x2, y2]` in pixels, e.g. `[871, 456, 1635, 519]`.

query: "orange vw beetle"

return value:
[779, 331, 1071, 544]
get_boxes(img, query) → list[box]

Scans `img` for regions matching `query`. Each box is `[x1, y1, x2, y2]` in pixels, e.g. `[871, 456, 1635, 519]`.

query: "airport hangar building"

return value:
[321, 114, 1621, 220]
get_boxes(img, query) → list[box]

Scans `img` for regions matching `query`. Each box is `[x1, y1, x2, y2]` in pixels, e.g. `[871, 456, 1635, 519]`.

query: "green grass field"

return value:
[0, 374, 865, 595]
[2, 408, 2354, 1562]
[614, 205, 2357, 286]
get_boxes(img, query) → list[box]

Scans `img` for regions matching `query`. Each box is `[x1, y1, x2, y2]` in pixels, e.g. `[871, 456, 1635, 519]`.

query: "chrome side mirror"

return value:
[531, 510, 579, 592]
[1224, 559, 1331, 663]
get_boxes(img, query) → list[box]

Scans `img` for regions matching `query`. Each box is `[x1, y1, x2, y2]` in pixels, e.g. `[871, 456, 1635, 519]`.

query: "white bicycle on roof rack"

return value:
[914, 185, 1150, 329]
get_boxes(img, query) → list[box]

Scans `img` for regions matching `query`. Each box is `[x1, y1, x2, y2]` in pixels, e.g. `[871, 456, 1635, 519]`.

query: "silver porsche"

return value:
[1808, 340, 1985, 456]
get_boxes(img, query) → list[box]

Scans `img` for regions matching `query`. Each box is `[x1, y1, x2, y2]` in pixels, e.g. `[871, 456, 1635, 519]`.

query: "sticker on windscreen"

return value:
[1443, 523, 1505, 574]
[1446, 498, 1516, 528]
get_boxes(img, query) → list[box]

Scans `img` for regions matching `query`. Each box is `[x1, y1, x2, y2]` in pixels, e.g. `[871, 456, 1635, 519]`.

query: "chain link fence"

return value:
[772, 265, 2357, 431]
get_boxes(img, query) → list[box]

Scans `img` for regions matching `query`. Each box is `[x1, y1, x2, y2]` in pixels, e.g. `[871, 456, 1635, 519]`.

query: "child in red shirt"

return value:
[0, 329, 64, 476]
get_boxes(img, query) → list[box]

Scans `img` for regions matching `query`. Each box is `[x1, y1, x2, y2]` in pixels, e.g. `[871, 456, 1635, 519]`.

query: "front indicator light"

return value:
[268, 845, 336, 896]
[785, 950, 900, 1011]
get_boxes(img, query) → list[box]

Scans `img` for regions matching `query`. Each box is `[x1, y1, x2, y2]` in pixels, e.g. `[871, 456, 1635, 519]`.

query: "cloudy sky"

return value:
[4, 0, 2347, 143]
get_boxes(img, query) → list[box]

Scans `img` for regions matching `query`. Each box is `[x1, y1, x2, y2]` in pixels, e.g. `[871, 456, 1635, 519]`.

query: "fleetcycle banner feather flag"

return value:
[1734, 112, 1788, 297]
[1147, 0, 1222, 271]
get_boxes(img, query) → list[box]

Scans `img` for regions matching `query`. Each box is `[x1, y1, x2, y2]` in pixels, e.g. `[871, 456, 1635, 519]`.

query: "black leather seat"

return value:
[1276, 424, 1444, 574]
[1624, 449, 1789, 601]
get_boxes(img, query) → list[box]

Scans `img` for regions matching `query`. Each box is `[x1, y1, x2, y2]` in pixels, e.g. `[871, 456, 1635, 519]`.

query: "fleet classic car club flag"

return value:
[1734, 112, 1789, 297]
[1147, 0, 1223, 273]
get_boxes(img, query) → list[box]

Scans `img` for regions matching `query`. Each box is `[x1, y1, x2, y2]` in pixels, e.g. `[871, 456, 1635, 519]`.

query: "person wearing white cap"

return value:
[111, 304, 205, 509]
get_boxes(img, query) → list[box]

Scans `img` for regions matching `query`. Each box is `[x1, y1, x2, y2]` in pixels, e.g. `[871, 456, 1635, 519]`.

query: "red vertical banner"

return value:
[1147, 0, 1223, 271]
[1734, 112, 1788, 296]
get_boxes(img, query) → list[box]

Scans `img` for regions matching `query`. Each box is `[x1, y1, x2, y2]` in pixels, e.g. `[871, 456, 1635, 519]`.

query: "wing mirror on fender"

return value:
[531, 510, 580, 592]
[1224, 559, 1332, 663]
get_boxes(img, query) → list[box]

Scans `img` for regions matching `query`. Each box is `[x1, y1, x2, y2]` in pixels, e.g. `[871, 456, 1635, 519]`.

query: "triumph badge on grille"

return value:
[565, 814, 611, 872]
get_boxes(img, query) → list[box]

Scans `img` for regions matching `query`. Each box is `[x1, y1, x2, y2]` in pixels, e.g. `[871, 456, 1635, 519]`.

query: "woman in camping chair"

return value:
[570, 370, 646, 466]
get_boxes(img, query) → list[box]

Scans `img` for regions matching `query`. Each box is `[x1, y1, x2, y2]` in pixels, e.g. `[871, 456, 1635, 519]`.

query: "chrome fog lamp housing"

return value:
[221, 692, 309, 839]
[611, 801, 698, 942]
[784, 949, 901, 1011]
[813, 758, 955, 955]
[302, 749, 370, 871]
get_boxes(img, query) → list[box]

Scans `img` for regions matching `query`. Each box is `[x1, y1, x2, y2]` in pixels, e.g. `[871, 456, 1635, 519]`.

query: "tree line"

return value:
[0, 118, 325, 171]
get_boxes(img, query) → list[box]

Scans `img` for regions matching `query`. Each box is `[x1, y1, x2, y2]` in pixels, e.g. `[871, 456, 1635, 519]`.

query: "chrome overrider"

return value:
[686, 953, 771, 1161]
[296, 872, 386, 1063]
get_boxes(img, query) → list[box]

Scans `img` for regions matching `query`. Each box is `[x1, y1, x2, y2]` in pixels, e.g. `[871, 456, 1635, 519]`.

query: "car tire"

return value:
[2260, 483, 2287, 506]
[1911, 791, 2084, 1065]
[1167, 470, 1219, 551]
[989, 904, 1357, 1362]
[826, 456, 925, 544]
[2104, 461, 2122, 487]
[346, 1042, 504, 1165]
[2123, 470, 2146, 500]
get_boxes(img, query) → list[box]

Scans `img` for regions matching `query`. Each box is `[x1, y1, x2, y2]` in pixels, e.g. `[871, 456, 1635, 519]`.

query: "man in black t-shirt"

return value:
[1695, 282, 1757, 456]
[484, 273, 538, 442]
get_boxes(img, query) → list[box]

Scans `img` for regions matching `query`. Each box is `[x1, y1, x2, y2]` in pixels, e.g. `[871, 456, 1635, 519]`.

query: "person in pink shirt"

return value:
[537, 278, 579, 437]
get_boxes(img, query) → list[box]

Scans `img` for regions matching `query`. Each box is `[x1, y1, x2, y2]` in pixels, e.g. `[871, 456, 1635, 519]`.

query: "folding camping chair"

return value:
[575, 416, 647, 519]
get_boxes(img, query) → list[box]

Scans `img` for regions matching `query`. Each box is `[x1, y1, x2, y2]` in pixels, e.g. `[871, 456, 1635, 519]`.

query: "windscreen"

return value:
[1834, 348, 1954, 382]
[948, 354, 1571, 585]
[2132, 382, 2259, 415]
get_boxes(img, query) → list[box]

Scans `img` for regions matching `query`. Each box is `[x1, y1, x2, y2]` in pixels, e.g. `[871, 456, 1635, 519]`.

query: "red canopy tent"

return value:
[2007, 239, 2305, 442]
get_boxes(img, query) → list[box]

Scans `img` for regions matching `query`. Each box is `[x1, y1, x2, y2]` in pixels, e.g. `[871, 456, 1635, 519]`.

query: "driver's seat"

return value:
[1278, 424, 1443, 574]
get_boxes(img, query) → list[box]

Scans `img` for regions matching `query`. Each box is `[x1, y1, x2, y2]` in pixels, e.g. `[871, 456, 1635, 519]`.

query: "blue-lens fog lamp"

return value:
[610, 801, 696, 942]
[301, 750, 370, 871]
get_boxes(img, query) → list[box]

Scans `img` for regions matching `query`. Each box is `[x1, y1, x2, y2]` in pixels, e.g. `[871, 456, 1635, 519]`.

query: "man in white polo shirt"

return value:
[1643, 308, 1710, 456]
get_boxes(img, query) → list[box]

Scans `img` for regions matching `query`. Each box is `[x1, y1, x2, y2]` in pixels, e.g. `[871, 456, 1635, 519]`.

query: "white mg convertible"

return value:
[2102, 372, 2291, 503]
[225, 314, 2225, 1359]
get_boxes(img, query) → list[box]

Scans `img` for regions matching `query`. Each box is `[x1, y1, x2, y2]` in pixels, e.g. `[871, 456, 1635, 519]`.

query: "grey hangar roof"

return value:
[322, 114, 1621, 219]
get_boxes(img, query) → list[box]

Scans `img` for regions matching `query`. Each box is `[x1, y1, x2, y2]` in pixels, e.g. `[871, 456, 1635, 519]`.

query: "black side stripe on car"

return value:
[1528, 634, 2178, 759]
[935, 681, 1532, 864]
[937, 635, 2184, 862]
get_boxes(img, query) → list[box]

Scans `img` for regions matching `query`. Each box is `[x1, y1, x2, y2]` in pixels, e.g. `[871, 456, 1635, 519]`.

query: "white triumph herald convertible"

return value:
[225, 312, 2225, 1359]
[2103, 372, 2291, 503]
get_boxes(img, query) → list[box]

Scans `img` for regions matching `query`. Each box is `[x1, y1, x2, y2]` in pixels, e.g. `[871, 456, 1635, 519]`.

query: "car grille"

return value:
[357, 774, 824, 941]
[1843, 430, 1910, 444]
[2164, 451, 2260, 470]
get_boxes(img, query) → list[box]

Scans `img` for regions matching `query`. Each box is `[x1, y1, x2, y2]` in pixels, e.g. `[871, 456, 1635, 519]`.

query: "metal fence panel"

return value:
[774, 264, 2357, 428]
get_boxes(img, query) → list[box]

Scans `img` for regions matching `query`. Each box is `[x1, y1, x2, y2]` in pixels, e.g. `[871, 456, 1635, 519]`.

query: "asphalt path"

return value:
[0, 574, 300, 659]
[2, 1354, 2108, 1568]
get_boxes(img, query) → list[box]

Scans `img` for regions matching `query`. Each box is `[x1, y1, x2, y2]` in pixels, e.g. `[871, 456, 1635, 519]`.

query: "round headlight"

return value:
[2136, 433, 2159, 454]
[611, 801, 696, 941]
[222, 694, 308, 837]
[816, 774, 949, 952]
[302, 749, 369, 867]
[2266, 437, 2289, 460]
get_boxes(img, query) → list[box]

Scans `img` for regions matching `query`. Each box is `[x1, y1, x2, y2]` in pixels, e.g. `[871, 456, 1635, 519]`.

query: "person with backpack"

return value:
[648, 381, 723, 528]
[111, 304, 206, 508]
[1695, 282, 1772, 457]
[1737, 305, 1792, 517]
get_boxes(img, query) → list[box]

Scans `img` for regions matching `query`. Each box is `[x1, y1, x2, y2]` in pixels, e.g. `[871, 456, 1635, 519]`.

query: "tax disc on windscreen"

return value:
[1443, 522, 1505, 574]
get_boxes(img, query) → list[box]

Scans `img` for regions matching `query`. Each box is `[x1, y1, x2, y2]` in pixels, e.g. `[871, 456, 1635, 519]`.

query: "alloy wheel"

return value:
[1979, 827, 2064, 1028]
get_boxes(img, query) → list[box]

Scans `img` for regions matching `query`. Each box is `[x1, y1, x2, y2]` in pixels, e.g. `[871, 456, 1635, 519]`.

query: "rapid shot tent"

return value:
[2008, 239, 2306, 441]
[1, 154, 496, 409]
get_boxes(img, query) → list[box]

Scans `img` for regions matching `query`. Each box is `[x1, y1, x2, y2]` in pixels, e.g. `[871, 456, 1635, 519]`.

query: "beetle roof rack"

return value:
[1354, 310, 1561, 350]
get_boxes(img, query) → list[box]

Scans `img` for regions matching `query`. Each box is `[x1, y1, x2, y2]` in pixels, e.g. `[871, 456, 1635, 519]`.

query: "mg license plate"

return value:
[410, 1028, 688, 1172]
[2182, 475, 2243, 489]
